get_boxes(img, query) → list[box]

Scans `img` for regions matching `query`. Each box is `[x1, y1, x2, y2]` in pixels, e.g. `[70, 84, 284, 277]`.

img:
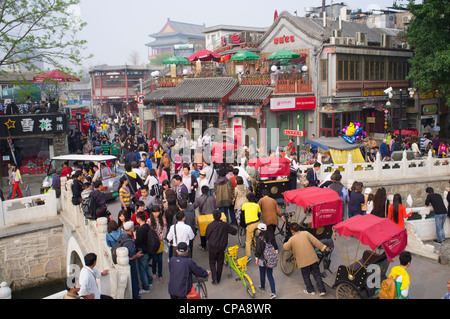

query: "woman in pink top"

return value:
[156, 166, 168, 183]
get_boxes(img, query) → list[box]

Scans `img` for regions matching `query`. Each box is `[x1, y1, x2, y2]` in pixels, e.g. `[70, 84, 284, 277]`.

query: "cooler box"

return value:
[198, 213, 227, 236]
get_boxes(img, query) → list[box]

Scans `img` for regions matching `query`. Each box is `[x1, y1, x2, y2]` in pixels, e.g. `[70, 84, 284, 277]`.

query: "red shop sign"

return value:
[274, 35, 295, 44]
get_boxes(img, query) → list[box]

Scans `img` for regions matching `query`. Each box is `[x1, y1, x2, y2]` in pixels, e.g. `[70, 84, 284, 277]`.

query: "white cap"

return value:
[364, 187, 372, 194]
[123, 221, 134, 231]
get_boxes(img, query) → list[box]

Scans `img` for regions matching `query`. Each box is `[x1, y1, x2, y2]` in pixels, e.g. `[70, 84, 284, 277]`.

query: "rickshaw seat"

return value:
[348, 250, 387, 272]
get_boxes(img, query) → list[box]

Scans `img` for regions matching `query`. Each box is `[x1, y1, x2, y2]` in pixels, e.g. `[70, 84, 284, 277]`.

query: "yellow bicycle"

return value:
[224, 245, 256, 298]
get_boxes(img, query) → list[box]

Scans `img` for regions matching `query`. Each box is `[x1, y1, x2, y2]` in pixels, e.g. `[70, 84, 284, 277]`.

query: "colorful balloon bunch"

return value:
[342, 122, 367, 144]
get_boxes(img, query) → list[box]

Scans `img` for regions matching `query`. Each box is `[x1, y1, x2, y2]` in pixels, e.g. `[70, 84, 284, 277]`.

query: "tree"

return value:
[128, 50, 142, 65]
[0, 0, 90, 73]
[401, 0, 450, 106]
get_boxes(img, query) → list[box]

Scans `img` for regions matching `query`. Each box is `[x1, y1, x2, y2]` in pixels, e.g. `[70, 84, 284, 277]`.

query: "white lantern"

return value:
[271, 65, 277, 72]
[183, 69, 188, 75]
[301, 65, 308, 72]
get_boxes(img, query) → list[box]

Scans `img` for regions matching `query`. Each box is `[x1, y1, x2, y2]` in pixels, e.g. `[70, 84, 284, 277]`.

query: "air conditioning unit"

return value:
[402, 15, 411, 24]
[356, 32, 367, 46]
[330, 37, 344, 45]
[332, 29, 342, 38]
[381, 34, 391, 48]
[344, 37, 356, 45]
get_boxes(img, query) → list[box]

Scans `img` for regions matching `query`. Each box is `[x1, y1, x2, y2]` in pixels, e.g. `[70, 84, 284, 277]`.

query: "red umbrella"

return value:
[188, 49, 221, 62]
[33, 69, 80, 83]
[333, 214, 408, 261]
[248, 156, 291, 178]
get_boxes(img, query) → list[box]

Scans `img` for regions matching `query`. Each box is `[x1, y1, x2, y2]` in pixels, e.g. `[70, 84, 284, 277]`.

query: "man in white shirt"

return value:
[202, 161, 217, 194]
[166, 211, 195, 257]
[78, 253, 111, 299]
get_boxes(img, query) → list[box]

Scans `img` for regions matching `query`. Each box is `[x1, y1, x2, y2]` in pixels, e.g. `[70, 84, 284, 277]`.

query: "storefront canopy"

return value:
[306, 137, 365, 164]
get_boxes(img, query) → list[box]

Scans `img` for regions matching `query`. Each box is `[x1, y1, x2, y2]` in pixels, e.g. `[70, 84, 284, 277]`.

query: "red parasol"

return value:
[33, 69, 80, 83]
[333, 214, 407, 262]
[284, 187, 343, 228]
[248, 156, 291, 178]
[188, 49, 221, 62]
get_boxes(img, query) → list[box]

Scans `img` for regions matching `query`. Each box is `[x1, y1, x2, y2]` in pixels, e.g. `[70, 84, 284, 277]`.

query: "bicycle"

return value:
[224, 245, 256, 298]
[193, 275, 208, 299]
[281, 235, 334, 276]
[280, 211, 334, 276]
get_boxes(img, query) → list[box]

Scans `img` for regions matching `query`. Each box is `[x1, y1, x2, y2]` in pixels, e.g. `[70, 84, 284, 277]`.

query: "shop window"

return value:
[337, 54, 361, 81]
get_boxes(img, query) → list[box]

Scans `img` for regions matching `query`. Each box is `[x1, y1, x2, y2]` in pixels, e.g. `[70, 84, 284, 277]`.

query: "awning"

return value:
[306, 137, 362, 151]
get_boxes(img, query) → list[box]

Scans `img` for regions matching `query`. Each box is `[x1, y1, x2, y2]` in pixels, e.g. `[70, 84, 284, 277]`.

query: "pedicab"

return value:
[279, 187, 343, 276]
[248, 156, 291, 201]
[332, 214, 408, 299]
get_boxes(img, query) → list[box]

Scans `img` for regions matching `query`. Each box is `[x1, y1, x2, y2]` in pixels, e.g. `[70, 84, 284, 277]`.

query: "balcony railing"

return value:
[274, 74, 312, 94]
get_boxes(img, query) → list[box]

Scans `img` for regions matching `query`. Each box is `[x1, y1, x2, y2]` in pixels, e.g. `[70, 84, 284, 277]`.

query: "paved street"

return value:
[105, 194, 450, 300]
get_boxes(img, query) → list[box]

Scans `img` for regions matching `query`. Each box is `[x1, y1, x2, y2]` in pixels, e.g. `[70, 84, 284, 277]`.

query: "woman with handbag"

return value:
[148, 205, 167, 282]
[10, 163, 23, 199]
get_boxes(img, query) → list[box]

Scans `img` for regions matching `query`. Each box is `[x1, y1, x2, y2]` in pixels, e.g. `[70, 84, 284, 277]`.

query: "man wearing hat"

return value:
[168, 242, 210, 299]
[120, 221, 143, 299]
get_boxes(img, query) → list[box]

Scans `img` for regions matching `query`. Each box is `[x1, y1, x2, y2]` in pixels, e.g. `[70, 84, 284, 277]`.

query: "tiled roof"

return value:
[228, 85, 273, 103]
[259, 10, 403, 45]
[143, 88, 172, 105]
[149, 19, 205, 39]
[162, 77, 239, 101]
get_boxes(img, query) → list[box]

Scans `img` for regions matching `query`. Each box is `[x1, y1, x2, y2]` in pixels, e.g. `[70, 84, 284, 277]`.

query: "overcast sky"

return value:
[74, 0, 411, 69]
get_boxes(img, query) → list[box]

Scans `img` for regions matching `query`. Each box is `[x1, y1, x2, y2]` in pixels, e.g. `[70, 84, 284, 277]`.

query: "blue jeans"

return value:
[130, 260, 140, 299]
[220, 206, 236, 224]
[137, 253, 153, 291]
[435, 214, 447, 243]
[259, 266, 276, 294]
[152, 252, 163, 278]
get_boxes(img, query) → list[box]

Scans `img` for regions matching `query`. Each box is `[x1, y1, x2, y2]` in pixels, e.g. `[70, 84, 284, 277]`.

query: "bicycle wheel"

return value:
[242, 274, 255, 298]
[237, 226, 246, 248]
[196, 281, 208, 299]
[280, 249, 296, 275]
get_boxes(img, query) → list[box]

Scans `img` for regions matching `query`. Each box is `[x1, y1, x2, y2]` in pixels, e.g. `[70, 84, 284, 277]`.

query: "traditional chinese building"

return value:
[146, 19, 206, 61]
[0, 112, 68, 179]
[89, 65, 153, 117]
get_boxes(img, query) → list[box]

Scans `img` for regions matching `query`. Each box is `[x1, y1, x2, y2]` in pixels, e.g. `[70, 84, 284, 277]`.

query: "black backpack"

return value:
[81, 192, 98, 220]
[111, 235, 133, 264]
[146, 227, 160, 256]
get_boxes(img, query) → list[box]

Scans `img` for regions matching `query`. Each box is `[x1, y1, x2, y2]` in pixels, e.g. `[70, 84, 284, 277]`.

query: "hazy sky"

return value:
[74, 0, 410, 69]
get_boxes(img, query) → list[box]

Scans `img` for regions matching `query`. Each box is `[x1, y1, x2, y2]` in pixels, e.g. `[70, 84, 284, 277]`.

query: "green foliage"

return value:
[150, 52, 173, 66]
[0, 0, 91, 74]
[402, 0, 450, 105]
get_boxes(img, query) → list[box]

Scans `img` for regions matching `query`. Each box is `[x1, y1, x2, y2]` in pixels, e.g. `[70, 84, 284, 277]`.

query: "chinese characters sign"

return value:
[1, 114, 67, 137]
[274, 36, 295, 44]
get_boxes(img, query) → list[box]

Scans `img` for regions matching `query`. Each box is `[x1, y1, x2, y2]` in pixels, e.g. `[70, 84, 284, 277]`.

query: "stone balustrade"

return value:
[299, 149, 450, 188]
[0, 190, 57, 228]
[54, 177, 132, 299]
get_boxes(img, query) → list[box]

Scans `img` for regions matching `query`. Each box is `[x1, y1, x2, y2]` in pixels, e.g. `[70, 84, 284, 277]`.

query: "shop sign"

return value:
[1, 113, 67, 137]
[283, 129, 307, 137]
[274, 36, 295, 44]
[270, 97, 316, 111]
[422, 104, 437, 115]
[363, 89, 384, 97]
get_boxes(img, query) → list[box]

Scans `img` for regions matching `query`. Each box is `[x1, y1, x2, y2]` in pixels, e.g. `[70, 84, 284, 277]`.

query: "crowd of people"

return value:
[363, 131, 448, 163]
[59, 113, 450, 300]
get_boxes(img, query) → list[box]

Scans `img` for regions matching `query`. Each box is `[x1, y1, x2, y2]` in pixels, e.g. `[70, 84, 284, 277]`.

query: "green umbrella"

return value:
[230, 50, 260, 61]
[162, 55, 190, 65]
[266, 49, 301, 60]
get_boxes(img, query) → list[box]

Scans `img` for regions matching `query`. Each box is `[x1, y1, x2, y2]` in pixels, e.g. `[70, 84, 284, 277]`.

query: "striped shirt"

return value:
[119, 186, 131, 207]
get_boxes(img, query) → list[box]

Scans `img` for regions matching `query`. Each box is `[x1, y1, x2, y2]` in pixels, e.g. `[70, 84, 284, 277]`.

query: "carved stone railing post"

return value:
[115, 247, 131, 299]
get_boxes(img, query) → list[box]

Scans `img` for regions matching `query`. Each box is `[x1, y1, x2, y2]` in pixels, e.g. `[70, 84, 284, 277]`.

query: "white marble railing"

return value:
[404, 205, 450, 260]
[0, 190, 57, 228]
[298, 150, 450, 187]
[53, 177, 132, 299]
